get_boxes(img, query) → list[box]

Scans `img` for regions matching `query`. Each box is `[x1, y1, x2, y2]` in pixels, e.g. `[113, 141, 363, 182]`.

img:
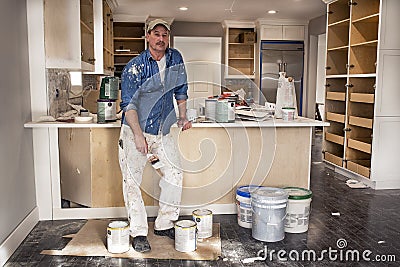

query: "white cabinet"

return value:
[85, 0, 113, 75]
[259, 25, 305, 40]
[375, 50, 400, 116]
[44, 0, 95, 71]
[323, 0, 400, 189]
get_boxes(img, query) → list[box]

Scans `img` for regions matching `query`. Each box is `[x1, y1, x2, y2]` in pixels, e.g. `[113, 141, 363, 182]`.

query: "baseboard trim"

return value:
[0, 207, 39, 266]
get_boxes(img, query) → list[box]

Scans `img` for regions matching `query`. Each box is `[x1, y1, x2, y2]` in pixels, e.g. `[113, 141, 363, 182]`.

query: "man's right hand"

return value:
[134, 134, 148, 154]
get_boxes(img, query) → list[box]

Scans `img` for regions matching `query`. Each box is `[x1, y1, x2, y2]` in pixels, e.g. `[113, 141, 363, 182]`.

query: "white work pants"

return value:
[118, 124, 183, 237]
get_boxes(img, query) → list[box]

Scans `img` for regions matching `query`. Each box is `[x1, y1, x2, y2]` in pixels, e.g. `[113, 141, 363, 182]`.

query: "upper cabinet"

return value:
[223, 21, 256, 79]
[85, 0, 113, 74]
[259, 25, 305, 41]
[113, 22, 146, 79]
[44, 0, 95, 71]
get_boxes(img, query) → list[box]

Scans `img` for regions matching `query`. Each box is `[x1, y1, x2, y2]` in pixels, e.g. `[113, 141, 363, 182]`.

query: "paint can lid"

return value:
[175, 220, 197, 228]
[283, 187, 312, 200]
[236, 185, 264, 198]
[251, 187, 288, 203]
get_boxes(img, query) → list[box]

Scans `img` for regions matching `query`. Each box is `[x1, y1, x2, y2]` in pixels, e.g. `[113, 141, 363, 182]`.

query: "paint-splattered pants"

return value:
[118, 124, 183, 237]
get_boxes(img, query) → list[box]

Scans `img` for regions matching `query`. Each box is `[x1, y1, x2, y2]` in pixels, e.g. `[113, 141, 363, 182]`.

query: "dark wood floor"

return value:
[5, 133, 400, 266]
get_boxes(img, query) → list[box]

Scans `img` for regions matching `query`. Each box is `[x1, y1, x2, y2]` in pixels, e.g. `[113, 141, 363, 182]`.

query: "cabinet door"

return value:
[379, 0, 400, 50]
[260, 25, 282, 40]
[375, 50, 400, 116]
[44, 0, 81, 69]
[283, 26, 304, 40]
[371, 117, 400, 188]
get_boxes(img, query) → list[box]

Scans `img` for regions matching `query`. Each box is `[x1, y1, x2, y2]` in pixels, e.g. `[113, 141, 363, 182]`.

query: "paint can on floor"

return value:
[192, 209, 213, 239]
[236, 185, 264, 228]
[283, 187, 313, 233]
[174, 220, 197, 252]
[251, 187, 288, 242]
[107, 221, 130, 253]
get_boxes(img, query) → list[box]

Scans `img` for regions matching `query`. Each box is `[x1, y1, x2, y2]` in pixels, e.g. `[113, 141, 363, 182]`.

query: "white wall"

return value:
[0, 0, 38, 264]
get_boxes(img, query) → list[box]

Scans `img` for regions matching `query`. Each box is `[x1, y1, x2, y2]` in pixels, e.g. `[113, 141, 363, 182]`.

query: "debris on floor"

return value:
[346, 179, 368, 189]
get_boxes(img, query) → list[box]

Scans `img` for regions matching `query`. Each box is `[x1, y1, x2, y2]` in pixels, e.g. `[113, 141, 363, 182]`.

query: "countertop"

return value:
[25, 117, 329, 128]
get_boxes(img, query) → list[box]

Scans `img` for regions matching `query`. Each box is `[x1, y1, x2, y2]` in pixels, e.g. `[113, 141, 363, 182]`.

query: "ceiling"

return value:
[111, 0, 327, 23]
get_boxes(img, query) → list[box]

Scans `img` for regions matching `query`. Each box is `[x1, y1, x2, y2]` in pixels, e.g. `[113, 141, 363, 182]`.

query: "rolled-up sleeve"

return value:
[121, 62, 141, 112]
[173, 55, 188, 101]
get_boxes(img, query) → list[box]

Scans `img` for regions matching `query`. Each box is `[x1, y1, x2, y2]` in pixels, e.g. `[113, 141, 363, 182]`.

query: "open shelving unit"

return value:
[323, 0, 379, 178]
[223, 21, 256, 79]
[113, 22, 146, 79]
[102, 0, 113, 72]
[80, 0, 95, 68]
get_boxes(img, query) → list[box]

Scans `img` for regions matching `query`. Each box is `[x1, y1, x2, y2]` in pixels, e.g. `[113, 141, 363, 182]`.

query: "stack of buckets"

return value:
[97, 76, 119, 123]
[236, 185, 312, 242]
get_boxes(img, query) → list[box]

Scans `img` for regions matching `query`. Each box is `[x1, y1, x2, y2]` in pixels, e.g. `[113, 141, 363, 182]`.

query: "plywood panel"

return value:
[347, 160, 370, 178]
[325, 152, 343, 167]
[90, 128, 124, 207]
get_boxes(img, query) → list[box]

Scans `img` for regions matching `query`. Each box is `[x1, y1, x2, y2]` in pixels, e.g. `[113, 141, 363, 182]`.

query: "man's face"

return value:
[146, 25, 169, 53]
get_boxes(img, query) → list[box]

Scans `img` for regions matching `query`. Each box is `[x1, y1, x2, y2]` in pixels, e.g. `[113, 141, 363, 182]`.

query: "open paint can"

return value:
[192, 209, 213, 239]
[174, 220, 197, 252]
[107, 221, 130, 253]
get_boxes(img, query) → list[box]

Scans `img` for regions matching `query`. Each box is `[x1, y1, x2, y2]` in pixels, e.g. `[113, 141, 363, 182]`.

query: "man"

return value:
[118, 19, 191, 253]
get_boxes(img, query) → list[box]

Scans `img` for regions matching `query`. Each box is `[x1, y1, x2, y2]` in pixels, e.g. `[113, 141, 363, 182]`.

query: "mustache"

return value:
[156, 41, 165, 46]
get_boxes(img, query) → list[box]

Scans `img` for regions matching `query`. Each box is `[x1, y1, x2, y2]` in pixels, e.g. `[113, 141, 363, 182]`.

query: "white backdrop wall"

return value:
[0, 0, 37, 260]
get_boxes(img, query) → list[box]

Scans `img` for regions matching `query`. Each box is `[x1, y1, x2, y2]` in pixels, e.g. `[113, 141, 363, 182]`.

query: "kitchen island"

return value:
[25, 117, 328, 220]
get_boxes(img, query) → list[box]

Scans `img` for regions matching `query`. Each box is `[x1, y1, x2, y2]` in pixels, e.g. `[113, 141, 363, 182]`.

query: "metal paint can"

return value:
[192, 209, 213, 239]
[174, 220, 197, 252]
[205, 98, 217, 121]
[107, 221, 130, 253]
[97, 99, 117, 123]
[100, 76, 119, 100]
[216, 99, 228, 123]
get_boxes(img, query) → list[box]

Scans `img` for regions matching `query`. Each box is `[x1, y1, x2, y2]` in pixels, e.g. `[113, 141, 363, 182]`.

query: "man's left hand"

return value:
[178, 118, 192, 131]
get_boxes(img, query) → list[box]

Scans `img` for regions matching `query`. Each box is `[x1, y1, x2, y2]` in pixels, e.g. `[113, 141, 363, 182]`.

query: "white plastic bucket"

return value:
[236, 185, 263, 228]
[175, 220, 197, 252]
[283, 187, 313, 233]
[107, 221, 130, 253]
[192, 209, 213, 239]
[251, 187, 288, 242]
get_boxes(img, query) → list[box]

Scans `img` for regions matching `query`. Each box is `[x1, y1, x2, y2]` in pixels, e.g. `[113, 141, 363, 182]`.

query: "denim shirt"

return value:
[120, 48, 188, 135]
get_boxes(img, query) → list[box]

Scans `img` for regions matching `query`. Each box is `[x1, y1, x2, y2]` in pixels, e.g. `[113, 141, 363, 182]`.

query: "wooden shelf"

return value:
[326, 112, 345, 123]
[346, 160, 371, 178]
[327, 0, 350, 25]
[326, 91, 346, 101]
[325, 132, 344, 145]
[328, 18, 350, 27]
[327, 20, 349, 49]
[350, 93, 374, 104]
[327, 45, 349, 52]
[347, 137, 372, 154]
[348, 115, 373, 129]
[352, 13, 379, 24]
[81, 21, 94, 34]
[113, 37, 145, 41]
[351, 0, 380, 22]
[324, 151, 343, 167]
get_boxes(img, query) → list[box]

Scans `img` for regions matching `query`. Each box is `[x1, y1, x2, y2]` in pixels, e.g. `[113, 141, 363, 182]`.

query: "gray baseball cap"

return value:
[147, 19, 170, 33]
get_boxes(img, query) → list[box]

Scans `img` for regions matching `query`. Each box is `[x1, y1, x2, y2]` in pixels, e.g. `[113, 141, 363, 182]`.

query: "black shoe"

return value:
[154, 227, 175, 239]
[132, 236, 151, 253]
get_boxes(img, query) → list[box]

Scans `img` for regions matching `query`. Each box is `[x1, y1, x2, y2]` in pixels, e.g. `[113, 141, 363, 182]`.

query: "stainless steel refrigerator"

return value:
[259, 40, 304, 115]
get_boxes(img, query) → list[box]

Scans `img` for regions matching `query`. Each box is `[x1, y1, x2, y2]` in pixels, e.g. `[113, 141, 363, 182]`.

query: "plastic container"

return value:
[236, 185, 263, 228]
[283, 187, 313, 233]
[282, 107, 295, 121]
[251, 187, 288, 242]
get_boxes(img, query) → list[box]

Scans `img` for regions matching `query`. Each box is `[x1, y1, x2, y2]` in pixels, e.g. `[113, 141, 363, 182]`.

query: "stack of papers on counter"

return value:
[235, 107, 273, 121]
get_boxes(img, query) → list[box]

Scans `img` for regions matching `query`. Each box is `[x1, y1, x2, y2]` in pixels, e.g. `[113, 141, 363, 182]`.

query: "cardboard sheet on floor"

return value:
[41, 219, 221, 260]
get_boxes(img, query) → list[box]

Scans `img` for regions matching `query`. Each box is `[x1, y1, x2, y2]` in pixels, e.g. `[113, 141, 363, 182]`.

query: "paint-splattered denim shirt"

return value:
[121, 48, 188, 135]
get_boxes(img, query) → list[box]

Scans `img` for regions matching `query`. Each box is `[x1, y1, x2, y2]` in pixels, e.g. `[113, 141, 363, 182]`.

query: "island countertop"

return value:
[25, 116, 328, 128]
